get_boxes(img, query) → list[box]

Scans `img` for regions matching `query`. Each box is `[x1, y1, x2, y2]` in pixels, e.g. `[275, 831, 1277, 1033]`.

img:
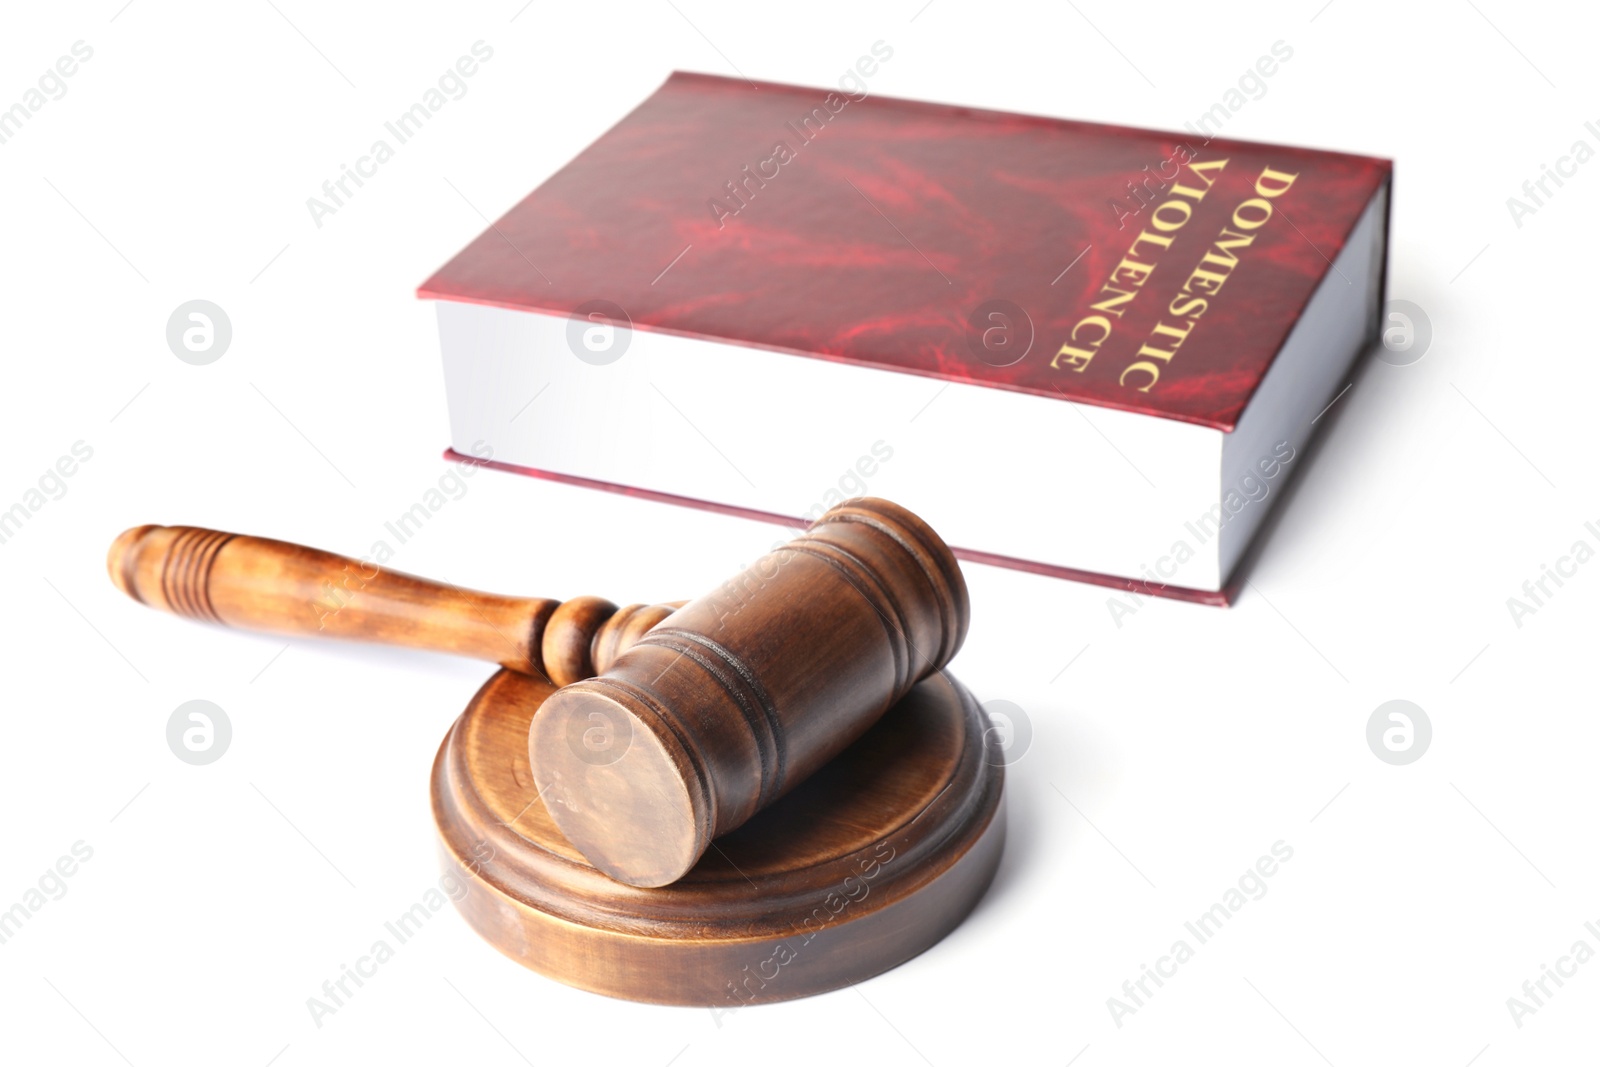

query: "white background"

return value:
[1, 1, 1595, 1064]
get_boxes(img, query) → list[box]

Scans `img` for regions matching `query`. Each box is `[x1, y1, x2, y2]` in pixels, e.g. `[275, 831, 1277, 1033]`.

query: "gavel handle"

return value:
[106, 525, 679, 686]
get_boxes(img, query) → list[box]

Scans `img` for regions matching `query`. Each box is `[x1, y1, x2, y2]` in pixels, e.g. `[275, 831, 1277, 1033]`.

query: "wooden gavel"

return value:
[107, 523, 679, 686]
[108, 498, 970, 887]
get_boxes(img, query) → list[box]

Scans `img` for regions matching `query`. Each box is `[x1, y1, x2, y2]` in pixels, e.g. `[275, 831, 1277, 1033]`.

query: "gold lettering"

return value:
[1127, 229, 1175, 258]
[1110, 169, 1288, 393]
[1051, 343, 1096, 372]
[1051, 315, 1115, 372]
[1185, 158, 1230, 187]
[1056, 157, 1253, 385]
[1133, 341, 1181, 365]
[1196, 250, 1241, 276]
[1150, 199, 1193, 232]
[1255, 167, 1298, 198]
[1120, 361, 1161, 391]
[1208, 227, 1256, 267]
[1090, 286, 1138, 318]
[1110, 258, 1157, 287]
[1072, 316, 1113, 346]
[1184, 265, 1232, 295]
[1231, 197, 1273, 230]
[1149, 318, 1197, 347]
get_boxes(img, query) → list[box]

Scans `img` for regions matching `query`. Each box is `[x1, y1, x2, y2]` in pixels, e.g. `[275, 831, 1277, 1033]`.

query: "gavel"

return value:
[106, 523, 681, 686]
[108, 498, 970, 887]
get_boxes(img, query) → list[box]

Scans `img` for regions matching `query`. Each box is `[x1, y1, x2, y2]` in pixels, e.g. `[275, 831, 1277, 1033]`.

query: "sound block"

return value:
[432, 667, 1005, 1006]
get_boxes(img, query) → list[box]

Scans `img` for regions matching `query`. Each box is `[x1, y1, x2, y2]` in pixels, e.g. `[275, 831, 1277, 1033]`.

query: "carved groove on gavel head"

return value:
[528, 497, 970, 888]
[104, 524, 678, 687]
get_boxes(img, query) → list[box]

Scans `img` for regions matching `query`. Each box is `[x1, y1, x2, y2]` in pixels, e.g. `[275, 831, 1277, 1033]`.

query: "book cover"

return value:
[419, 71, 1391, 603]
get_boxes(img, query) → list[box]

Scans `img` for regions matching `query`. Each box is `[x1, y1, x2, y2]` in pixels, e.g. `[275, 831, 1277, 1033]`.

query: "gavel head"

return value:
[528, 498, 970, 887]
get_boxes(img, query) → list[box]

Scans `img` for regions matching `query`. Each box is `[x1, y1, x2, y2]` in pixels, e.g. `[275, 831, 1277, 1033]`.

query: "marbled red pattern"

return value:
[419, 72, 1390, 431]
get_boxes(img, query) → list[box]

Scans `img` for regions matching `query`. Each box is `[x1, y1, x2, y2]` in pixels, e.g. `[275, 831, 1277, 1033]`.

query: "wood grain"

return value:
[434, 666, 1004, 1005]
[528, 497, 972, 887]
[106, 524, 677, 685]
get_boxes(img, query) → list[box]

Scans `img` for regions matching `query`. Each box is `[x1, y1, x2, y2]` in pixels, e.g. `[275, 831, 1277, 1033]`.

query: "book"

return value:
[419, 71, 1391, 604]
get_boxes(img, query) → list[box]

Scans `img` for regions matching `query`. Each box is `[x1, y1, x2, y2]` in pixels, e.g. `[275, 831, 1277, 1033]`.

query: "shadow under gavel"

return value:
[108, 498, 971, 889]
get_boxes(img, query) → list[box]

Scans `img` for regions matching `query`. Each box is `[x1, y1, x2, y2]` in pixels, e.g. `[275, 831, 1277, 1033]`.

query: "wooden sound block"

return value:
[432, 667, 1005, 1006]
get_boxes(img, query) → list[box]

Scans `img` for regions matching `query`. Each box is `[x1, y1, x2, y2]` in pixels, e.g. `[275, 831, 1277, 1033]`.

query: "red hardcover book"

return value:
[420, 71, 1391, 604]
